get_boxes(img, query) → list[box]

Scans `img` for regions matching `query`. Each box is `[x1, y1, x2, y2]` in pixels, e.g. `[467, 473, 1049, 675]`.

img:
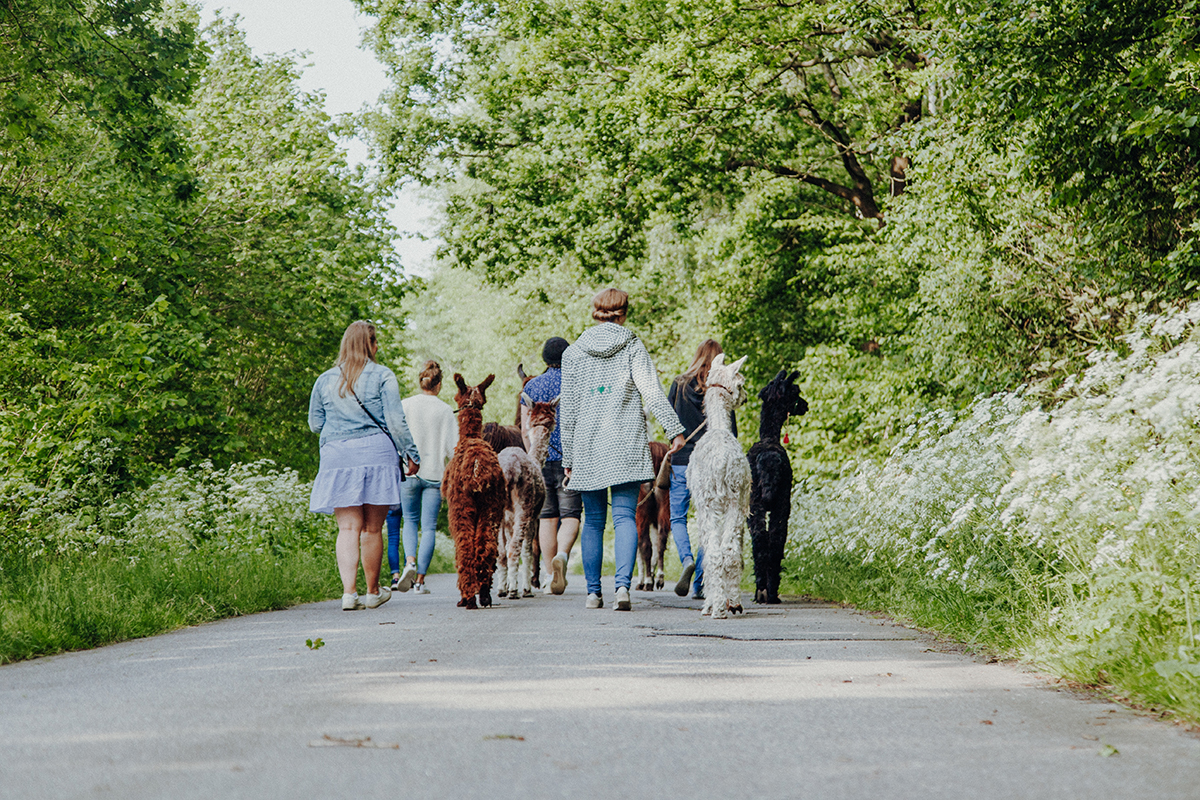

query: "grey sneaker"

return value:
[364, 586, 391, 608]
[413, 582, 430, 595]
[342, 593, 365, 611]
[614, 587, 631, 611]
[550, 553, 568, 594]
[675, 559, 695, 597]
[586, 593, 603, 609]
[396, 565, 417, 593]
[390, 573, 401, 590]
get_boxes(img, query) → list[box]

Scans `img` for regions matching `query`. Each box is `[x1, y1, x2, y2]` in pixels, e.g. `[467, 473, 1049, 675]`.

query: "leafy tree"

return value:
[0, 3, 403, 534]
[958, 0, 1200, 290]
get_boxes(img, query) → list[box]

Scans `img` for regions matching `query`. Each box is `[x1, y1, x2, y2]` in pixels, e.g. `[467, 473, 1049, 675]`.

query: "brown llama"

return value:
[635, 440, 672, 591]
[495, 394, 557, 599]
[443, 373, 506, 609]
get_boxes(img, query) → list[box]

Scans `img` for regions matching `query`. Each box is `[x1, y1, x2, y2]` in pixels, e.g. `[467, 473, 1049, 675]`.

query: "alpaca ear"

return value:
[550, 395, 561, 408]
[729, 355, 748, 373]
[480, 374, 496, 391]
[517, 363, 527, 381]
[520, 391, 533, 407]
[454, 373, 468, 394]
[711, 352, 726, 369]
[787, 370, 801, 384]
[773, 369, 787, 384]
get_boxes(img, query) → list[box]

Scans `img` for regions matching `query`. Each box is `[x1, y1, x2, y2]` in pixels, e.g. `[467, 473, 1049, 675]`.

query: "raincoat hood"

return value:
[575, 322, 635, 358]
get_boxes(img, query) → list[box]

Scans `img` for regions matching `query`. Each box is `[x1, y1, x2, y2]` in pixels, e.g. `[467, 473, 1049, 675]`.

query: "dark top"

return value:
[667, 375, 737, 466]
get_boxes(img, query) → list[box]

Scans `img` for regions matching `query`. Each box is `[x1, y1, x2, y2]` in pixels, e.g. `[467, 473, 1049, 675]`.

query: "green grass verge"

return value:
[0, 547, 340, 664]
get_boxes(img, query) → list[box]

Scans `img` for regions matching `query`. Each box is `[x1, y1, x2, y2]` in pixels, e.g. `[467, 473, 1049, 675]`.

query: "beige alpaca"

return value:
[686, 353, 750, 618]
[495, 394, 557, 598]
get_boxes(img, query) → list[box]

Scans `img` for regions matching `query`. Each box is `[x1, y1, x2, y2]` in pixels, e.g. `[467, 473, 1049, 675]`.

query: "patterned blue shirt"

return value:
[521, 367, 563, 461]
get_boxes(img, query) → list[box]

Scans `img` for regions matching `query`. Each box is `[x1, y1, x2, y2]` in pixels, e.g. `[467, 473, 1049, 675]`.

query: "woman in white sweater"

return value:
[387, 360, 458, 593]
[560, 288, 686, 611]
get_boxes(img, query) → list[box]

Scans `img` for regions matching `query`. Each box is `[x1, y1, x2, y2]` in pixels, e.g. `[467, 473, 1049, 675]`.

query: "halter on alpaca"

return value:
[443, 373, 505, 609]
[748, 369, 807, 603]
[687, 353, 751, 619]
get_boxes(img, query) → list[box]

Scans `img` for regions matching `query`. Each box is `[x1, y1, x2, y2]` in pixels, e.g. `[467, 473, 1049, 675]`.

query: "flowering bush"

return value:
[1, 459, 333, 559]
[790, 303, 1200, 719]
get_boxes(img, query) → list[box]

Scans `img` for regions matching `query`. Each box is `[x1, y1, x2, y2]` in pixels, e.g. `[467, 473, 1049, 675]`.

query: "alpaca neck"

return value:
[704, 387, 733, 433]
[457, 407, 483, 439]
[759, 411, 785, 443]
[527, 424, 552, 467]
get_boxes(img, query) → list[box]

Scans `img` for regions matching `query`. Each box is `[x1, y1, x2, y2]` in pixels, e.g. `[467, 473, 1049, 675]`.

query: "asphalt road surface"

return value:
[3, 573, 1198, 799]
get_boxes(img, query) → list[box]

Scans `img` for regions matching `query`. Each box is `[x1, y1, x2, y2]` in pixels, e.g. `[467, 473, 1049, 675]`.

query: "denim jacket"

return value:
[308, 361, 420, 464]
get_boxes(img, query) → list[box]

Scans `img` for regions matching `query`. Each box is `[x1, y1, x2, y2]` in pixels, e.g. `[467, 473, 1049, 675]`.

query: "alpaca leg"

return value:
[768, 497, 791, 603]
[723, 508, 745, 615]
[749, 502, 769, 604]
[454, 506, 481, 605]
[506, 511, 524, 599]
[520, 528, 535, 597]
[697, 506, 723, 618]
[477, 509, 500, 608]
[650, 524, 664, 592]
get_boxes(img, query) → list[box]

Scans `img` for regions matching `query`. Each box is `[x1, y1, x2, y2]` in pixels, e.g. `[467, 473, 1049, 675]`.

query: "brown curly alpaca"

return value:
[442, 373, 506, 609]
[635, 440, 671, 591]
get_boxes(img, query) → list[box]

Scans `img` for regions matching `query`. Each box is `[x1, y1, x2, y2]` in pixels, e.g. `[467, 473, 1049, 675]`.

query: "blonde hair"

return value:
[679, 339, 723, 394]
[591, 287, 629, 323]
[418, 360, 443, 391]
[335, 320, 377, 397]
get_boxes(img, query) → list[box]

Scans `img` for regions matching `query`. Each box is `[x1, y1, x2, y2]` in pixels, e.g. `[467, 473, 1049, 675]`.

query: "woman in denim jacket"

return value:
[308, 321, 419, 611]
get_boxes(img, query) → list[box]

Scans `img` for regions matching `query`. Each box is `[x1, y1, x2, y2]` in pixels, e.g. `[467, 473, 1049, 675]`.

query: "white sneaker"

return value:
[364, 586, 391, 608]
[396, 564, 417, 592]
[614, 587, 631, 611]
[413, 582, 430, 595]
[586, 593, 603, 609]
[342, 593, 365, 611]
[550, 553, 568, 594]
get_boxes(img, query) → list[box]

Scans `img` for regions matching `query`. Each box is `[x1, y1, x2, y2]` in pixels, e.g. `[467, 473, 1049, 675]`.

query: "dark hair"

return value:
[542, 337, 570, 367]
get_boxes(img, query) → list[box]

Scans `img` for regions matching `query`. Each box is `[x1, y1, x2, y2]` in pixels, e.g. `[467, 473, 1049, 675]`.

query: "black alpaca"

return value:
[747, 370, 807, 604]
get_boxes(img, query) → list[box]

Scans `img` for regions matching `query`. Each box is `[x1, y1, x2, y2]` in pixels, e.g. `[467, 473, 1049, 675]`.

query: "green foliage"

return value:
[959, 0, 1200, 290]
[0, 4, 404, 540]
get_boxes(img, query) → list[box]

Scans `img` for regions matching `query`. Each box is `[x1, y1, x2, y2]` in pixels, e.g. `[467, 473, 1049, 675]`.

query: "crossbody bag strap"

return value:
[343, 370, 406, 480]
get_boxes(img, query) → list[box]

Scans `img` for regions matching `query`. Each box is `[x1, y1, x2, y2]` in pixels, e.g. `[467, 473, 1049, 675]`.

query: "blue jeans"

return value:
[579, 481, 640, 595]
[387, 476, 441, 576]
[669, 464, 704, 593]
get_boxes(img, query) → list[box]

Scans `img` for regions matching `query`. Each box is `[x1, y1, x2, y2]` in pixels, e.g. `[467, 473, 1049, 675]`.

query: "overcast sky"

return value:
[197, 0, 439, 274]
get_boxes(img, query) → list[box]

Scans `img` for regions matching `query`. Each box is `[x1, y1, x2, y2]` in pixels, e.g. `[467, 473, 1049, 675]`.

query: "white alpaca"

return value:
[495, 394, 557, 599]
[687, 353, 750, 619]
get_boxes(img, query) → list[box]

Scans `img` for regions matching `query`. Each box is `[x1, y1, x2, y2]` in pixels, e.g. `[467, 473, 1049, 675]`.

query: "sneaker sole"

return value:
[674, 563, 695, 596]
[615, 599, 631, 611]
[550, 556, 567, 594]
[397, 568, 416, 593]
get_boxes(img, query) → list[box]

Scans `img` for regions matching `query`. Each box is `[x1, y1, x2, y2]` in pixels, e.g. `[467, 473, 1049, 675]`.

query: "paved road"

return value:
[2, 572, 1198, 799]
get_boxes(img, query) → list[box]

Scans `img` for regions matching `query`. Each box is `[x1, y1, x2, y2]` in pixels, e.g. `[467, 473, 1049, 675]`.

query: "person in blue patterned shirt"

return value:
[520, 337, 581, 595]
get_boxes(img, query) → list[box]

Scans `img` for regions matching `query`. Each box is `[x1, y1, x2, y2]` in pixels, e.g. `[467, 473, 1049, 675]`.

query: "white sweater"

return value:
[401, 393, 458, 483]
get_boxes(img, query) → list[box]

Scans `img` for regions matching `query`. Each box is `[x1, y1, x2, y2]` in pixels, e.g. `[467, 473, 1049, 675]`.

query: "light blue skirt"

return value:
[309, 433, 402, 514]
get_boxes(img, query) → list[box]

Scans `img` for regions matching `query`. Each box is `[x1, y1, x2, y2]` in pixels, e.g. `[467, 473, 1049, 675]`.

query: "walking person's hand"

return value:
[406, 457, 419, 476]
[666, 434, 687, 455]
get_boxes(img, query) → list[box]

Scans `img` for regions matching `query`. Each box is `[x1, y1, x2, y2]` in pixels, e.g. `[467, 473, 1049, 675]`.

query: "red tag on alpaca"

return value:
[783, 434, 790, 444]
